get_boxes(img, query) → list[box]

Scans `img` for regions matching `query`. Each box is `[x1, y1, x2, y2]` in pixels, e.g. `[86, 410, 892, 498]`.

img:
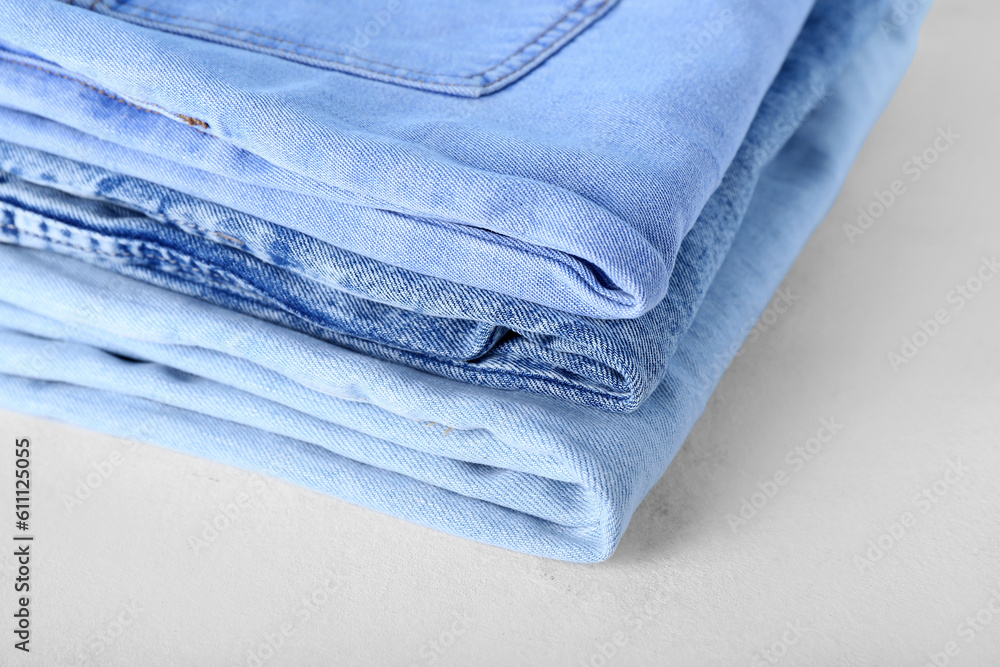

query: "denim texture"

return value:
[0, 0, 927, 561]
[0, 0, 819, 318]
[0, 0, 890, 413]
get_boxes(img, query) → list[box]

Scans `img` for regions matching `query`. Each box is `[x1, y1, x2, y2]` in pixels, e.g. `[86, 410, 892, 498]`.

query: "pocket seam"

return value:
[87, 0, 614, 92]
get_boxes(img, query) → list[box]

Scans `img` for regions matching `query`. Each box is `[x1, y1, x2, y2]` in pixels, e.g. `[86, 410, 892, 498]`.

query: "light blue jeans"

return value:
[0, 0, 928, 561]
[0, 0, 895, 413]
[0, 0, 819, 319]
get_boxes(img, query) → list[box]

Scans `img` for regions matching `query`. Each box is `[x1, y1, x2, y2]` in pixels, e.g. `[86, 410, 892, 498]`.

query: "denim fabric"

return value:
[0, 0, 819, 318]
[0, 2, 927, 561]
[0, 0, 890, 413]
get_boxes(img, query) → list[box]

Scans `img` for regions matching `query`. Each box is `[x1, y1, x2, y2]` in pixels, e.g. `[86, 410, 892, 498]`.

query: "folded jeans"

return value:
[1, 0, 890, 413]
[0, 0, 819, 318]
[0, 0, 927, 560]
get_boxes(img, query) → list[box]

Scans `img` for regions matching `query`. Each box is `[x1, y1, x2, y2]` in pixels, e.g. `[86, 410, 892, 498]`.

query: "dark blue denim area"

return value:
[0, 0, 891, 413]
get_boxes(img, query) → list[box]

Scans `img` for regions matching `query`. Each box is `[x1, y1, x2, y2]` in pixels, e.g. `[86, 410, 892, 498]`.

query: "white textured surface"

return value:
[2, 2, 998, 664]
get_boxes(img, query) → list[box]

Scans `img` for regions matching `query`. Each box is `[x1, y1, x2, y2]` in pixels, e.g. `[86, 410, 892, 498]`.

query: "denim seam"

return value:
[0, 226, 353, 363]
[0, 56, 212, 132]
[144, 211, 250, 250]
[90, 0, 610, 89]
[0, 220, 270, 304]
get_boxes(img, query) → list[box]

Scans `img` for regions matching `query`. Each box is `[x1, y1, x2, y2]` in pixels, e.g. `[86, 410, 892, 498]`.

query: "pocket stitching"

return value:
[88, 0, 613, 90]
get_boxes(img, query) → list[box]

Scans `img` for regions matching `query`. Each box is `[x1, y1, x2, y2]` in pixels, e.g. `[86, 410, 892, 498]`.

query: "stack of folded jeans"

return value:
[0, 0, 929, 561]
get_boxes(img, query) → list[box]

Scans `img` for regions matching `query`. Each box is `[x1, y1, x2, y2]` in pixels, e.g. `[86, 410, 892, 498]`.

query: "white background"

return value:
[2, 1, 998, 664]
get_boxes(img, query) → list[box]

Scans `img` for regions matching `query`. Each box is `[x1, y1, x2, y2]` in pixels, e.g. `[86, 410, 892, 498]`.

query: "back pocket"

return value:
[84, 0, 618, 97]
